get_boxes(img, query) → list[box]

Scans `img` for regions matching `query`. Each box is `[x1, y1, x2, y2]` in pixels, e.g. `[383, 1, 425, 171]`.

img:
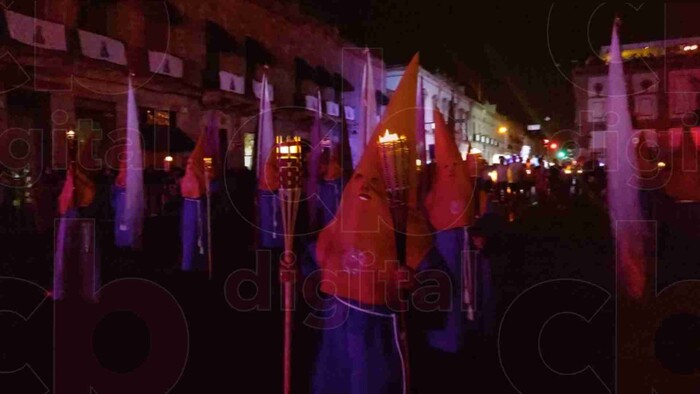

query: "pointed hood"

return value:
[316, 53, 432, 305]
[606, 19, 647, 299]
[114, 78, 145, 248]
[664, 130, 700, 201]
[424, 109, 474, 230]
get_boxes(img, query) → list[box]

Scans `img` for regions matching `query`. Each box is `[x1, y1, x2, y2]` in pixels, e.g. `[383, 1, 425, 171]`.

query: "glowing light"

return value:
[526, 169, 532, 175]
[577, 170, 583, 174]
[599, 162, 605, 167]
[683, 44, 698, 52]
[488, 171, 497, 182]
[203, 157, 213, 168]
[469, 148, 482, 154]
[416, 159, 422, 167]
[498, 126, 508, 134]
[164, 156, 173, 162]
[550, 143, 558, 150]
[527, 124, 541, 131]
[564, 169, 572, 174]
[556, 151, 566, 159]
[66, 130, 76, 140]
[379, 129, 400, 143]
[657, 161, 666, 168]
[543, 139, 550, 144]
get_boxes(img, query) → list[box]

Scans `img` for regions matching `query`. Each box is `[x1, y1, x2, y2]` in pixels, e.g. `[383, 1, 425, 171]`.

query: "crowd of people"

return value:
[473, 153, 608, 219]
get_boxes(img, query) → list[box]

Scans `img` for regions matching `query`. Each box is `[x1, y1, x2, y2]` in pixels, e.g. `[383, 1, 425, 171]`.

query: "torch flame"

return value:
[378, 129, 400, 143]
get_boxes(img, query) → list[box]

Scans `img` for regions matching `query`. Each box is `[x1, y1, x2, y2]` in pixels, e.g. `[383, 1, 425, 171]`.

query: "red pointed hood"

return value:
[424, 109, 475, 230]
[316, 53, 432, 305]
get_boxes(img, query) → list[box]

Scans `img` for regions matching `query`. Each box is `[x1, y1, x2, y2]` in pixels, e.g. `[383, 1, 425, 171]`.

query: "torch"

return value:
[203, 157, 214, 280]
[276, 135, 303, 394]
[377, 129, 412, 391]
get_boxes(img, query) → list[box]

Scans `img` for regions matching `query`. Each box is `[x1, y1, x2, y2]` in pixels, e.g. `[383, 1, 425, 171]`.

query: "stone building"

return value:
[386, 65, 522, 164]
[572, 36, 700, 161]
[0, 0, 386, 183]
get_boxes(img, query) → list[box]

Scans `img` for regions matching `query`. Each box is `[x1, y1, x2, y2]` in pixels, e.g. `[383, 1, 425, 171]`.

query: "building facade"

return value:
[572, 36, 700, 161]
[0, 0, 386, 183]
[386, 65, 522, 164]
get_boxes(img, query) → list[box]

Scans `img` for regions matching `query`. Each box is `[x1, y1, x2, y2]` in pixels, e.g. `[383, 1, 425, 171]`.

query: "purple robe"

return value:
[180, 197, 208, 271]
[111, 186, 136, 248]
[426, 227, 494, 354]
[53, 208, 98, 302]
[258, 189, 283, 249]
[303, 243, 445, 394]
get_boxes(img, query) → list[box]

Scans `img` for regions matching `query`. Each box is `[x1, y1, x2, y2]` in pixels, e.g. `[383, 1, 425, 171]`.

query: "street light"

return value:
[498, 126, 508, 134]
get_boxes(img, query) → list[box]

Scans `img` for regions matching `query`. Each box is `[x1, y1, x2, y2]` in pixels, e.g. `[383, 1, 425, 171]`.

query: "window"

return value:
[139, 107, 177, 153]
[77, 0, 117, 36]
[244, 133, 255, 169]
[144, 1, 184, 52]
[4, 0, 47, 18]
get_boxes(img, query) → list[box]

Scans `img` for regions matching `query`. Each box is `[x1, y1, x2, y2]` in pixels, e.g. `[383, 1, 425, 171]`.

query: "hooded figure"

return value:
[423, 108, 486, 355]
[54, 133, 99, 301]
[180, 120, 217, 272]
[112, 79, 145, 249]
[257, 145, 284, 249]
[305, 54, 441, 394]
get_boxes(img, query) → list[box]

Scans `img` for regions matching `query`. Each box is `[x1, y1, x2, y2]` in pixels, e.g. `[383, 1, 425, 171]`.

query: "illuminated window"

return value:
[244, 133, 255, 169]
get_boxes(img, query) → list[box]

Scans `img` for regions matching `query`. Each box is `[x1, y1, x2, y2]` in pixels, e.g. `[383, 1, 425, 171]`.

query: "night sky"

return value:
[302, 1, 700, 130]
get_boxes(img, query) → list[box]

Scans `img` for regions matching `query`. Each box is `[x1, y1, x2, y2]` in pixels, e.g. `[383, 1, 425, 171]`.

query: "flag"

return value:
[606, 19, 647, 299]
[256, 72, 274, 182]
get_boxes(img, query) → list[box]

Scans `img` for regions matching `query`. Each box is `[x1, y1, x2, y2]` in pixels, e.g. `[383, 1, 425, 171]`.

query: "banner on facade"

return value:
[325, 101, 340, 117]
[344, 106, 355, 121]
[78, 30, 127, 65]
[148, 51, 184, 78]
[5, 10, 67, 51]
[219, 71, 245, 94]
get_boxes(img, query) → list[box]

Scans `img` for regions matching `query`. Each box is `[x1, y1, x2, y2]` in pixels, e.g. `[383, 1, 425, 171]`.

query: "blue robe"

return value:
[258, 189, 283, 249]
[53, 208, 99, 302]
[425, 227, 495, 354]
[318, 179, 342, 228]
[181, 197, 208, 271]
[111, 186, 136, 248]
[303, 243, 444, 394]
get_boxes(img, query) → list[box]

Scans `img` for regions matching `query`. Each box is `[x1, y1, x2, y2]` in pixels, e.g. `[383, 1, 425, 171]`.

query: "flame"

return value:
[378, 129, 400, 143]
